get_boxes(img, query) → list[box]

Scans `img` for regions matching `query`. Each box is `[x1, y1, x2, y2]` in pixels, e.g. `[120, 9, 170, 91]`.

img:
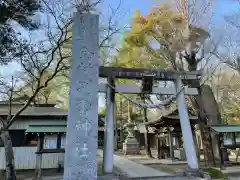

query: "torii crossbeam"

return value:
[99, 66, 202, 80]
[101, 66, 200, 172]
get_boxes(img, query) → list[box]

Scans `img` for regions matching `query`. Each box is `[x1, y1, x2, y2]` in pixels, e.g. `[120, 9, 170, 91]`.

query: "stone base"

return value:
[184, 169, 211, 180]
[174, 148, 186, 160]
[123, 137, 140, 155]
[223, 161, 232, 166]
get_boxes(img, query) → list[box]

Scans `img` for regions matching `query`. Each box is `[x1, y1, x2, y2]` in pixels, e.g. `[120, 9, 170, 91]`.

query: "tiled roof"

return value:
[145, 104, 198, 126]
[0, 104, 67, 116]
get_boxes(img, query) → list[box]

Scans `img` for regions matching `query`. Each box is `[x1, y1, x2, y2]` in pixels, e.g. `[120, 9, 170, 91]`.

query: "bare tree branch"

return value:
[0, 116, 5, 129]
[0, 0, 125, 130]
[7, 76, 14, 121]
[224, 13, 240, 29]
[0, 0, 72, 130]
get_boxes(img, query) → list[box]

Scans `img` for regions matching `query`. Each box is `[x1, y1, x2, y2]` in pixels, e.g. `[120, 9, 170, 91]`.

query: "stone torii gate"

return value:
[64, 9, 200, 180]
[99, 67, 201, 173]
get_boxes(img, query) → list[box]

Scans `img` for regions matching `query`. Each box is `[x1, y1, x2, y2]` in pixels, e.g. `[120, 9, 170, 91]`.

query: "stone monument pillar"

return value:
[63, 10, 99, 180]
[123, 120, 140, 155]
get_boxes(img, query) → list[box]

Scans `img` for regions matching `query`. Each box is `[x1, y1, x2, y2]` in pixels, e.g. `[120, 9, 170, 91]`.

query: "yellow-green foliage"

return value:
[123, 4, 210, 70]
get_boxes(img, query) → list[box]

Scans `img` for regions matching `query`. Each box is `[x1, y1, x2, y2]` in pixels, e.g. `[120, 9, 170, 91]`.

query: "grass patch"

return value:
[203, 168, 227, 180]
[147, 164, 184, 173]
[159, 166, 178, 173]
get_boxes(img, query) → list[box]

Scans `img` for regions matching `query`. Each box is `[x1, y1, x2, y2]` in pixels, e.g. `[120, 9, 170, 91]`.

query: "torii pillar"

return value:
[175, 77, 199, 169]
[103, 76, 115, 173]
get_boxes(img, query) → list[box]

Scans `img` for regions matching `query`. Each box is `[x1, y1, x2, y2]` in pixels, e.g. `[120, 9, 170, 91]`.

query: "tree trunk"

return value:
[186, 56, 221, 165]
[0, 130, 16, 180]
[191, 126, 200, 162]
[143, 108, 153, 158]
[187, 79, 216, 166]
[157, 134, 161, 159]
[119, 97, 124, 147]
[192, 96, 216, 166]
[201, 85, 221, 160]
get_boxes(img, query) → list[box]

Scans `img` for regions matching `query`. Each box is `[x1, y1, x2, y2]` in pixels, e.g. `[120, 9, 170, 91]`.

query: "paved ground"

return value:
[98, 150, 173, 178]
[114, 155, 172, 178]
[21, 149, 240, 179]
[116, 149, 240, 162]
[228, 177, 240, 180]
[29, 174, 240, 180]
[41, 176, 63, 180]
[40, 176, 200, 180]
[27, 174, 124, 180]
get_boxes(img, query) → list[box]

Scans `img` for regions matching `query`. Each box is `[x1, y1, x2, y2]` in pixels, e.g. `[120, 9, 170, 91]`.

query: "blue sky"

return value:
[1, 0, 240, 108]
[99, 0, 240, 26]
[97, 0, 240, 108]
[2, 0, 239, 77]
[212, 0, 240, 22]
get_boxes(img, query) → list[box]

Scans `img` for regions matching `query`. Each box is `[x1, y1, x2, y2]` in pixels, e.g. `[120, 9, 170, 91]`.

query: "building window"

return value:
[9, 130, 25, 147]
[44, 135, 57, 149]
[61, 134, 66, 149]
[235, 133, 240, 145]
[0, 138, 3, 147]
[0, 131, 39, 147]
[223, 132, 233, 146]
[0, 131, 66, 148]
[25, 133, 38, 146]
[0, 130, 26, 147]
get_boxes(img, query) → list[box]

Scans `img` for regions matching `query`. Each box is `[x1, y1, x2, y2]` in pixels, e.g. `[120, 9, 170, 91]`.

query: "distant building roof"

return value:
[136, 124, 155, 133]
[26, 125, 67, 133]
[211, 125, 240, 133]
[0, 103, 67, 117]
[0, 94, 30, 105]
[145, 106, 198, 127]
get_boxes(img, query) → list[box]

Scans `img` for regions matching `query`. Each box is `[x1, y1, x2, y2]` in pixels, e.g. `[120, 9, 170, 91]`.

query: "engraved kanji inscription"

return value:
[75, 119, 91, 136]
[75, 99, 88, 116]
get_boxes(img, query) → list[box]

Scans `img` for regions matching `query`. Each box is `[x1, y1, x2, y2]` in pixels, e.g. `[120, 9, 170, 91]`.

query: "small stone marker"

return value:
[63, 11, 99, 180]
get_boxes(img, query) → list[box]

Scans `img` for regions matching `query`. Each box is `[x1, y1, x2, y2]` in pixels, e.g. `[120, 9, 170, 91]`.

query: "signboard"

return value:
[236, 132, 240, 144]
[224, 139, 233, 145]
[61, 134, 66, 148]
[44, 135, 57, 149]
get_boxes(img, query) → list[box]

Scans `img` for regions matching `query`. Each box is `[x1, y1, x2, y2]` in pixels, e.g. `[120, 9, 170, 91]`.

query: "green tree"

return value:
[0, 1, 72, 179]
[110, 29, 169, 157]
[121, 3, 220, 165]
[0, 0, 41, 63]
[17, 69, 60, 104]
[210, 71, 240, 124]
